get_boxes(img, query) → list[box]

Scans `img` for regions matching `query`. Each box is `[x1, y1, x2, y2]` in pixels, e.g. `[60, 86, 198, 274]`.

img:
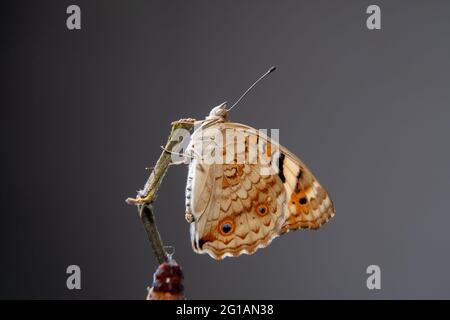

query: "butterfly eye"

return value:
[256, 204, 269, 216]
[219, 220, 234, 236]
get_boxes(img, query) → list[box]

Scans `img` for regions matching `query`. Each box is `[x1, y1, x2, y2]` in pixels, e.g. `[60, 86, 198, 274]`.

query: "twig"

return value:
[126, 118, 196, 264]
[138, 204, 168, 264]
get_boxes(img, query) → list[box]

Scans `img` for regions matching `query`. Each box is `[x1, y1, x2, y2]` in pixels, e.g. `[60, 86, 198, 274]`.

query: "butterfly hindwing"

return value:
[277, 152, 335, 232]
[189, 162, 286, 259]
[220, 122, 335, 232]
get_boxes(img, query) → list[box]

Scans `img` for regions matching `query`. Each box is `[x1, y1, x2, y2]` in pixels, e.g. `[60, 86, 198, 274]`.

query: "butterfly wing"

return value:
[185, 121, 334, 259]
[222, 122, 335, 233]
[277, 149, 335, 232]
[188, 161, 287, 259]
[185, 123, 287, 259]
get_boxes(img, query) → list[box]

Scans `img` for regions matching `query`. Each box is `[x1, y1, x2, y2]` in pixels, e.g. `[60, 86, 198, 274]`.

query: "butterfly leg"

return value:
[145, 160, 186, 171]
[169, 159, 189, 166]
[160, 145, 194, 159]
[159, 145, 204, 165]
[185, 212, 194, 223]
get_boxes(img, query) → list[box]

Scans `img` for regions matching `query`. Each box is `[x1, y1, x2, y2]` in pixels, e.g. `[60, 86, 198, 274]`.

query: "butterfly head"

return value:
[202, 66, 277, 125]
[206, 102, 229, 121]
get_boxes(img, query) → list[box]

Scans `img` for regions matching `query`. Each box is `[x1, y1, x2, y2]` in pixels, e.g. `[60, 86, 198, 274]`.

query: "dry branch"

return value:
[126, 118, 195, 264]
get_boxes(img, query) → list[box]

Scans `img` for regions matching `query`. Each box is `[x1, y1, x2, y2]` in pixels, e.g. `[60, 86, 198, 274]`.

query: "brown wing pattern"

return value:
[221, 122, 335, 233]
[191, 162, 287, 259]
[278, 153, 335, 232]
[187, 122, 334, 259]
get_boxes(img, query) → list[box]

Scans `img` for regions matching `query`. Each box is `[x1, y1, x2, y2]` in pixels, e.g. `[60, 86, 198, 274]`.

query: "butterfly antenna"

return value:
[228, 66, 277, 112]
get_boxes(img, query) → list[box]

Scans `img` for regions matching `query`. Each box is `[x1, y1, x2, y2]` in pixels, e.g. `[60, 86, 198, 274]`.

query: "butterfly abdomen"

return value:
[184, 161, 195, 223]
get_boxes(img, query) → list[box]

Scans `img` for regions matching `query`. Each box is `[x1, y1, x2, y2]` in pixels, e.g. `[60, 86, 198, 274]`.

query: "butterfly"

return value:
[182, 68, 335, 260]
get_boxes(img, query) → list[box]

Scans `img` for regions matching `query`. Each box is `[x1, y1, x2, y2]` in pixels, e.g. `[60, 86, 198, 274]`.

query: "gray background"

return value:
[1, 0, 450, 299]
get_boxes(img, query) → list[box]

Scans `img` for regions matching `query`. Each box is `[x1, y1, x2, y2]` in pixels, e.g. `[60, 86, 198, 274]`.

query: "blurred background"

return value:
[1, 0, 450, 299]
